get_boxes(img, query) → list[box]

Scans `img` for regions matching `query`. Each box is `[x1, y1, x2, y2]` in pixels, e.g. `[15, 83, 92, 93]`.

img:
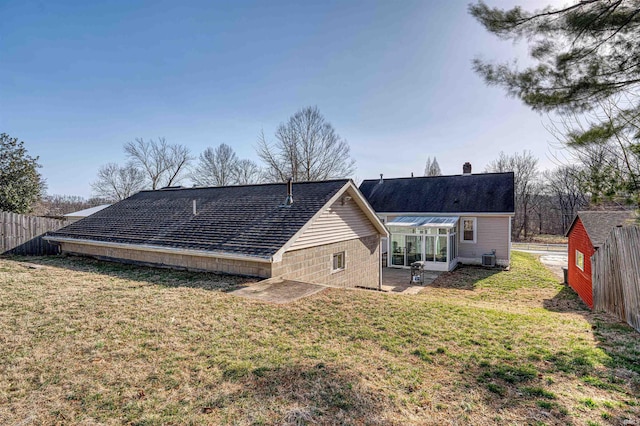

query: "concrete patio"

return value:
[229, 268, 443, 303]
[229, 277, 327, 303]
[380, 267, 441, 294]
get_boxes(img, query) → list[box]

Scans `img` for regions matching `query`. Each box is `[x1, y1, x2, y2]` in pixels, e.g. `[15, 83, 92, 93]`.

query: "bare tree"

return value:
[191, 144, 239, 187]
[257, 106, 356, 182]
[91, 163, 146, 201]
[32, 194, 111, 217]
[124, 137, 192, 189]
[486, 150, 539, 240]
[423, 156, 442, 176]
[234, 159, 262, 185]
[542, 166, 589, 234]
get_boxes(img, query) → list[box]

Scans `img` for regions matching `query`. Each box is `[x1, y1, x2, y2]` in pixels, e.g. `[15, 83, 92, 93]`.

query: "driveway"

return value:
[513, 247, 568, 281]
[538, 253, 568, 281]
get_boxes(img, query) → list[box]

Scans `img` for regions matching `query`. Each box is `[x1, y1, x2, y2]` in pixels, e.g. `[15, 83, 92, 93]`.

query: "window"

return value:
[460, 218, 476, 243]
[576, 250, 584, 271]
[332, 252, 345, 272]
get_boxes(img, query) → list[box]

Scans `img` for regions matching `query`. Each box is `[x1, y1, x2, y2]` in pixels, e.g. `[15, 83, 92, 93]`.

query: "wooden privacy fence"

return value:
[0, 211, 69, 255]
[592, 226, 640, 333]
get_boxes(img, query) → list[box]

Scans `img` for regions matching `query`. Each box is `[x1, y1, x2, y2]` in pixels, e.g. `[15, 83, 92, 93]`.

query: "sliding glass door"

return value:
[406, 235, 423, 265]
[390, 233, 405, 266]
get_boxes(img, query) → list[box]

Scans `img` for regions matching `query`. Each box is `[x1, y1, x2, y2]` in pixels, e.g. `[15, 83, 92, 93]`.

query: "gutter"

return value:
[43, 236, 273, 264]
[374, 212, 515, 217]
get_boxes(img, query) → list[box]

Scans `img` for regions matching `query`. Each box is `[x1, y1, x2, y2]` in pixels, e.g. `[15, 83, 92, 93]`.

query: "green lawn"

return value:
[0, 252, 638, 425]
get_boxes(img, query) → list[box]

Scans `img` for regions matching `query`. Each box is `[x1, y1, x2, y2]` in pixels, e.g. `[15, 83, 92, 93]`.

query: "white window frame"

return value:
[460, 217, 477, 244]
[576, 250, 584, 271]
[331, 251, 346, 273]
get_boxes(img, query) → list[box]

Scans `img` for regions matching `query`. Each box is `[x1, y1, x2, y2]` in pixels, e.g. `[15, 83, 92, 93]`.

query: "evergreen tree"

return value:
[470, 1, 640, 114]
[0, 134, 45, 213]
[471, 0, 640, 205]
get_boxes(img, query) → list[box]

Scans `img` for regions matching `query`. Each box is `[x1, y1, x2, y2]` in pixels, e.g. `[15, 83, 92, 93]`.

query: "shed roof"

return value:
[359, 172, 515, 214]
[48, 180, 376, 259]
[566, 210, 637, 248]
[64, 204, 111, 218]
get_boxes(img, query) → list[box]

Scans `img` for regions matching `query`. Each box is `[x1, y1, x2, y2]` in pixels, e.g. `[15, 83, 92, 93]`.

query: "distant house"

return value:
[45, 180, 388, 289]
[565, 210, 636, 308]
[359, 163, 515, 271]
[63, 204, 111, 223]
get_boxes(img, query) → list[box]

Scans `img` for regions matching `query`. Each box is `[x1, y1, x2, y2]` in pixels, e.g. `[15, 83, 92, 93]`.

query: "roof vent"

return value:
[463, 162, 472, 175]
[283, 177, 294, 206]
[160, 185, 184, 190]
[379, 174, 384, 184]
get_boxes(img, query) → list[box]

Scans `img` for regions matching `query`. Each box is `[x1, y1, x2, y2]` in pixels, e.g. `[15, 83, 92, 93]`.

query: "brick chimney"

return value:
[463, 162, 472, 175]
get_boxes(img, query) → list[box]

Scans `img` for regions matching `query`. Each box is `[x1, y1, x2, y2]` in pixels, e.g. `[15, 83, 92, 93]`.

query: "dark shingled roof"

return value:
[567, 210, 637, 248]
[48, 180, 350, 259]
[359, 173, 515, 214]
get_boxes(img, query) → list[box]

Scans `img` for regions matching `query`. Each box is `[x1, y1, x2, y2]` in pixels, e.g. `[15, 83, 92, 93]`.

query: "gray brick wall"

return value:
[59, 242, 272, 277]
[60, 236, 381, 288]
[274, 235, 380, 288]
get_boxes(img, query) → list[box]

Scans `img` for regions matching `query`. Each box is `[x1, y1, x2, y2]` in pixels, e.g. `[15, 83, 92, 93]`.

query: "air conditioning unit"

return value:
[482, 252, 496, 267]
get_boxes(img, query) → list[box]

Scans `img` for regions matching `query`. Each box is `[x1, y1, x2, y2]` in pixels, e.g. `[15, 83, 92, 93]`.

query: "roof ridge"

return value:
[139, 178, 350, 193]
[360, 171, 514, 182]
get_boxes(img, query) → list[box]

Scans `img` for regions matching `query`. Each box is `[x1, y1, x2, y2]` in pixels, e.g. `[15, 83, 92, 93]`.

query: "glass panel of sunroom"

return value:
[387, 216, 459, 228]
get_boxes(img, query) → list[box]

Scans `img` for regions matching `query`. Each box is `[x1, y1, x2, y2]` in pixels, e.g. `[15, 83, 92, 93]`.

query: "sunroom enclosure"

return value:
[387, 216, 459, 271]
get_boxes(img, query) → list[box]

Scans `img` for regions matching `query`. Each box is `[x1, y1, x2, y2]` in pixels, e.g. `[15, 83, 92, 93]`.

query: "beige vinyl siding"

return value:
[458, 216, 511, 263]
[288, 196, 377, 252]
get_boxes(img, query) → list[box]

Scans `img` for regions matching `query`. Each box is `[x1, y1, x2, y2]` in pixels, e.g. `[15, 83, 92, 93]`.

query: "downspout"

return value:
[508, 216, 512, 264]
[379, 236, 383, 291]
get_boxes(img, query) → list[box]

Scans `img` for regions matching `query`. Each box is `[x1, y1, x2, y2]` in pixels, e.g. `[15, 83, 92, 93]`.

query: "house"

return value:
[45, 180, 388, 289]
[359, 163, 515, 271]
[565, 210, 636, 308]
[63, 204, 111, 223]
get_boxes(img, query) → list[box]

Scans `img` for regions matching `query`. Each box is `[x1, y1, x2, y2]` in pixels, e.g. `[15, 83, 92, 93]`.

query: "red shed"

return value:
[565, 211, 636, 308]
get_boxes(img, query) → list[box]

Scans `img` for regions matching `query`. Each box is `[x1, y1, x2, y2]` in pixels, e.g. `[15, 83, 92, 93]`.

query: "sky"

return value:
[1, 0, 564, 198]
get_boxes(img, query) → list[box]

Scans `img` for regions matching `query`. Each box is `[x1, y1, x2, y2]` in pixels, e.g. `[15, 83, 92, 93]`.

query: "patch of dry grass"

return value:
[0, 252, 638, 425]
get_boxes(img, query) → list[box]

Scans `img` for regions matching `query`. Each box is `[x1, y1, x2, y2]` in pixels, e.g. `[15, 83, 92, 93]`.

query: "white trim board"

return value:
[43, 236, 273, 263]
